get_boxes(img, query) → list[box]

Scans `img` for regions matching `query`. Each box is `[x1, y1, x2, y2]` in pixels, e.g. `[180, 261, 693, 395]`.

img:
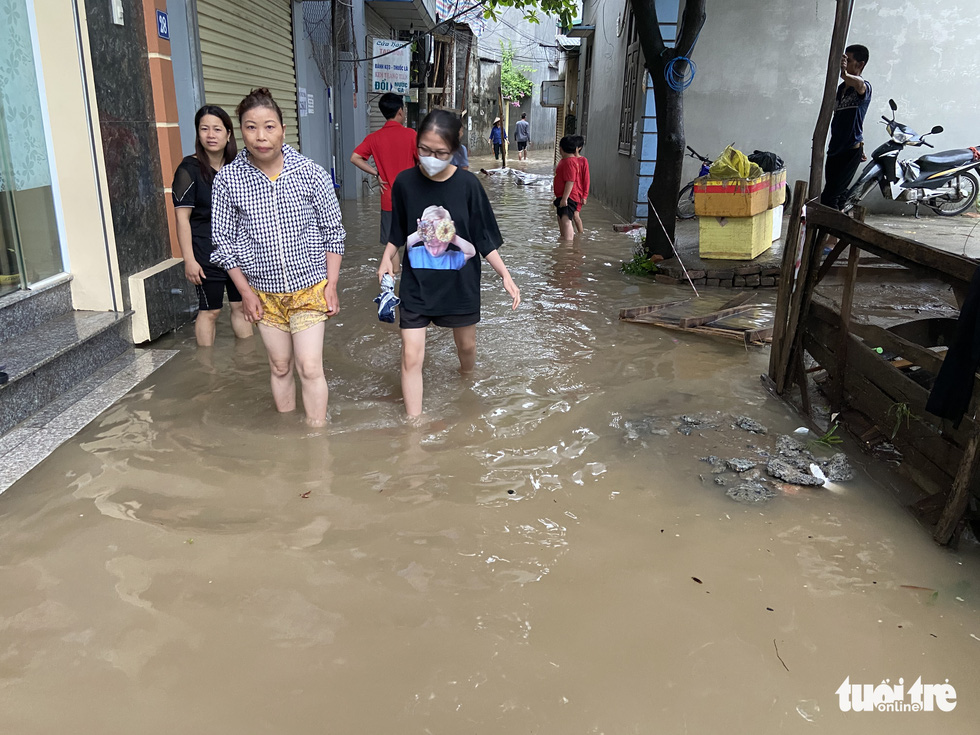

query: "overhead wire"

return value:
[341, 0, 491, 64]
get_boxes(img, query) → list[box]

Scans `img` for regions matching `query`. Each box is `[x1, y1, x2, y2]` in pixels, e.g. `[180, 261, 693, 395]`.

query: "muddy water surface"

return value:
[1, 157, 978, 734]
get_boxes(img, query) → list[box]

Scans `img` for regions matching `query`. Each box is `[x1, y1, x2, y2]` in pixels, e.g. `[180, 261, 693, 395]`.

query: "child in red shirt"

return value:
[553, 137, 581, 240]
[572, 135, 590, 234]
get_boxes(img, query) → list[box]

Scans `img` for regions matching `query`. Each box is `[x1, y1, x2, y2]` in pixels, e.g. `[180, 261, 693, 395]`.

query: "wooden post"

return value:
[934, 422, 980, 545]
[808, 0, 855, 201]
[769, 179, 809, 389]
[498, 87, 507, 168]
[831, 207, 865, 413]
[776, 225, 821, 394]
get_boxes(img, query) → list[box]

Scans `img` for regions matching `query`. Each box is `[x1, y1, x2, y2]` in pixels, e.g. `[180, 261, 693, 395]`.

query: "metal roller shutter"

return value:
[365, 8, 393, 135]
[197, 0, 300, 150]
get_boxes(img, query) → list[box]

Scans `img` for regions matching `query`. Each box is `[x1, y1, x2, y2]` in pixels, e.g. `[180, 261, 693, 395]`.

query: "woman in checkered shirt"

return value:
[211, 88, 346, 428]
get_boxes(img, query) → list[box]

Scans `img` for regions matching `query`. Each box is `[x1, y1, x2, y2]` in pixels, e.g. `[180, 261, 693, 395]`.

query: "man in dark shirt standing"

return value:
[514, 113, 530, 161]
[821, 44, 871, 209]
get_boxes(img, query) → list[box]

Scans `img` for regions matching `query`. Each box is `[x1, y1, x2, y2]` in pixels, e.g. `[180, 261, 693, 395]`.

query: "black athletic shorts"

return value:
[380, 210, 392, 246]
[399, 306, 480, 330]
[554, 197, 580, 220]
[517, 141, 528, 151]
[196, 277, 242, 311]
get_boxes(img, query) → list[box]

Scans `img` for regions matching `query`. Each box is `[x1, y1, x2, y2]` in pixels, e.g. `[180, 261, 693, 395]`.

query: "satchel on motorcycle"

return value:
[843, 99, 979, 217]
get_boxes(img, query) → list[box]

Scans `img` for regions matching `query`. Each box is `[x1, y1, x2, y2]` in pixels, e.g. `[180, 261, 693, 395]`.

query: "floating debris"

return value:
[726, 458, 758, 473]
[714, 477, 727, 486]
[727, 482, 777, 503]
[823, 453, 855, 482]
[734, 416, 769, 434]
[767, 458, 825, 487]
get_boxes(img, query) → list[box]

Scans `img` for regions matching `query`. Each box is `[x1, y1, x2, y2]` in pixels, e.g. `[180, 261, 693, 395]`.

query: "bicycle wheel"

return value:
[677, 182, 696, 219]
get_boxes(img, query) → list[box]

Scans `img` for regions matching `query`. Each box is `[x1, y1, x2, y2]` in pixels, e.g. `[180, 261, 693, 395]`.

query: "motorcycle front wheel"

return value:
[928, 172, 979, 216]
[677, 182, 697, 219]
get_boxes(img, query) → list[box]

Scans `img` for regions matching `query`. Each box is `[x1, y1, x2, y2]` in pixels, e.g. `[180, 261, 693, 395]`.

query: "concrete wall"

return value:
[683, 0, 980, 211]
[473, 9, 559, 153]
[578, 0, 644, 219]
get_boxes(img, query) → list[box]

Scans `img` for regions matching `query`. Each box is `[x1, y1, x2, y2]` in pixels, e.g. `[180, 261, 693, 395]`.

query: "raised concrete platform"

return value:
[654, 216, 789, 288]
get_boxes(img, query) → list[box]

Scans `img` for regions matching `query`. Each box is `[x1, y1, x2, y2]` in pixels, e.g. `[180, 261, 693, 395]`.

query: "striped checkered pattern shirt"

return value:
[210, 145, 345, 293]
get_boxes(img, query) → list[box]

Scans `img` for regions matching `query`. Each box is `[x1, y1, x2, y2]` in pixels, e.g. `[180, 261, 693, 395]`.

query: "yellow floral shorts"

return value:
[254, 280, 330, 333]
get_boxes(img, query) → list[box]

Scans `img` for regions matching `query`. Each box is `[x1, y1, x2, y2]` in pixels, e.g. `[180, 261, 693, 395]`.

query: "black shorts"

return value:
[554, 197, 580, 220]
[380, 210, 392, 246]
[517, 141, 528, 151]
[399, 306, 480, 330]
[196, 277, 242, 311]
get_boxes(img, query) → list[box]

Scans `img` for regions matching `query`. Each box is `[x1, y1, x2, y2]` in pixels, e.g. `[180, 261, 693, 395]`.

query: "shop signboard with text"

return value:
[371, 39, 410, 95]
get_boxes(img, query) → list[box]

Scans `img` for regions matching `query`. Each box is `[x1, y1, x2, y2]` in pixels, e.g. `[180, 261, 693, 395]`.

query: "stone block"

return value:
[655, 274, 680, 285]
[745, 275, 761, 286]
[706, 269, 735, 280]
[733, 276, 746, 287]
[734, 265, 761, 276]
[761, 276, 776, 287]
[686, 270, 706, 280]
[705, 278, 721, 287]
[761, 266, 781, 276]
[691, 278, 706, 285]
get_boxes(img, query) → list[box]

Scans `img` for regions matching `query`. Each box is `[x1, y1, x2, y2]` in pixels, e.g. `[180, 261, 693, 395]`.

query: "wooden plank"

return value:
[769, 180, 809, 387]
[804, 317, 967, 465]
[934, 424, 980, 544]
[848, 322, 945, 375]
[806, 204, 978, 285]
[678, 304, 756, 329]
[831, 211, 864, 412]
[717, 291, 757, 311]
[815, 238, 850, 283]
[619, 299, 693, 320]
[744, 326, 774, 344]
[779, 222, 827, 395]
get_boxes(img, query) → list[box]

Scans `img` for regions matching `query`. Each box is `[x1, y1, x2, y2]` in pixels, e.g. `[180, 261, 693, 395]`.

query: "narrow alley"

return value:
[0, 156, 977, 733]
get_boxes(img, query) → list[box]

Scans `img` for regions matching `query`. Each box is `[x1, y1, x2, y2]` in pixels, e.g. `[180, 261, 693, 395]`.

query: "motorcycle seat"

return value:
[918, 149, 977, 170]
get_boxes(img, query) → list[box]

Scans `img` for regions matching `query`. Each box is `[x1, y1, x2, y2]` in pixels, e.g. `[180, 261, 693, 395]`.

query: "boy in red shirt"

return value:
[553, 136, 582, 240]
[351, 93, 418, 246]
[572, 135, 590, 234]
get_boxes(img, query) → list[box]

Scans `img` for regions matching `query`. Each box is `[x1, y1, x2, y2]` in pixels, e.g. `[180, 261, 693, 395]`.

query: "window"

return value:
[618, 9, 641, 155]
[0, 0, 64, 294]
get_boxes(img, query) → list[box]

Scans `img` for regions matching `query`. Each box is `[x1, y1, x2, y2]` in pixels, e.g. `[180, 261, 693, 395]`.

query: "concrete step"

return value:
[0, 309, 132, 434]
[0, 274, 73, 345]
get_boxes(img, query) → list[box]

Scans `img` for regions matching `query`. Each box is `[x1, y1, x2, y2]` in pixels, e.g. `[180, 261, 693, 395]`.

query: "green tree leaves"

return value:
[500, 42, 534, 101]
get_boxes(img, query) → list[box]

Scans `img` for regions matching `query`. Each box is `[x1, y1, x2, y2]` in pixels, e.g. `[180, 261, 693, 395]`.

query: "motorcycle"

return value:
[843, 99, 979, 216]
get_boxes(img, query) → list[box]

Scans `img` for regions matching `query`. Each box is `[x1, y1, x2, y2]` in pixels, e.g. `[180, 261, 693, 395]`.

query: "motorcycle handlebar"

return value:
[922, 140, 934, 148]
[881, 115, 890, 122]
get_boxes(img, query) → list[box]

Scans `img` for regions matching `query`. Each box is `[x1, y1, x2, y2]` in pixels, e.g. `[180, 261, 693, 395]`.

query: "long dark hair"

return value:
[417, 109, 461, 153]
[194, 105, 237, 182]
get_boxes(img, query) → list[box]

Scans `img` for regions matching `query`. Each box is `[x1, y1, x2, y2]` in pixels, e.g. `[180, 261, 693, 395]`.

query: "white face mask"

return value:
[419, 156, 451, 177]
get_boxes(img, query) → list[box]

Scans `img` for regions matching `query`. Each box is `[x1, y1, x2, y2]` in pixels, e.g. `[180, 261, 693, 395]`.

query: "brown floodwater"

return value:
[1, 156, 978, 734]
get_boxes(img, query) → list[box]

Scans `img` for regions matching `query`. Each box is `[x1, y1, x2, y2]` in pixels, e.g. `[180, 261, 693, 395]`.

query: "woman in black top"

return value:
[172, 105, 252, 346]
[378, 110, 520, 421]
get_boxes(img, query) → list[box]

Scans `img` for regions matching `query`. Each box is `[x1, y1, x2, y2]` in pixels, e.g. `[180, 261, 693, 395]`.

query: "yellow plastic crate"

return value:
[699, 209, 774, 260]
[769, 169, 787, 208]
[694, 173, 770, 217]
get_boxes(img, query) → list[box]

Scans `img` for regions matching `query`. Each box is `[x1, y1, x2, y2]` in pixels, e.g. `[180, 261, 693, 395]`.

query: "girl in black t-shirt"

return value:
[172, 105, 252, 346]
[378, 110, 521, 421]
